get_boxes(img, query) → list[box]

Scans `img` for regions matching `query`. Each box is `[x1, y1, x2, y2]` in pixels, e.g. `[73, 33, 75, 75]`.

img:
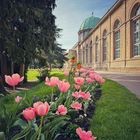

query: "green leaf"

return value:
[42, 116, 69, 139]
[41, 134, 45, 140]
[0, 132, 5, 140]
[12, 119, 27, 130]
[11, 121, 32, 140]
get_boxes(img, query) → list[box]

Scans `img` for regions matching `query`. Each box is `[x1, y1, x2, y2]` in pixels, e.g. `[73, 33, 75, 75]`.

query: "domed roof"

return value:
[79, 16, 100, 31]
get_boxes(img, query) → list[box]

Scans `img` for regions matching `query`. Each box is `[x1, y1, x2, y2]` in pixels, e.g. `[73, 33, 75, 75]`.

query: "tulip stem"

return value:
[56, 92, 63, 106]
[37, 116, 43, 140]
[13, 86, 16, 93]
[84, 84, 92, 93]
[51, 88, 54, 103]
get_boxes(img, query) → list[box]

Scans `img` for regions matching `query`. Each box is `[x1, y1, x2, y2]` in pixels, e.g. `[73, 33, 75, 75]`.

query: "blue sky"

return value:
[54, 0, 117, 51]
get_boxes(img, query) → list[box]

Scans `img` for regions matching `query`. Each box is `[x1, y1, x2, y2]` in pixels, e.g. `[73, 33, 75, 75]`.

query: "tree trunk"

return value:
[19, 64, 25, 76]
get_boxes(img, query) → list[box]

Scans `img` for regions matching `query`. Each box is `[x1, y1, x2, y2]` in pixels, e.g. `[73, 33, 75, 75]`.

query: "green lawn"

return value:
[27, 69, 40, 81]
[91, 79, 140, 140]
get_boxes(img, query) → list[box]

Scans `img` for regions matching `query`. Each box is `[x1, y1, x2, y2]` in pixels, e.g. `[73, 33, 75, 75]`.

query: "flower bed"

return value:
[1, 62, 105, 140]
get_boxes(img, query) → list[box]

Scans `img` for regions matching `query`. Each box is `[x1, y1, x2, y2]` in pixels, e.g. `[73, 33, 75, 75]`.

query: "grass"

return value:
[27, 69, 40, 81]
[91, 79, 140, 140]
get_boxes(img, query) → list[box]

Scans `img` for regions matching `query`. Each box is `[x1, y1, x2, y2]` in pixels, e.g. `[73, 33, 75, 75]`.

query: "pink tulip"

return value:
[64, 71, 69, 76]
[23, 107, 36, 121]
[33, 101, 50, 116]
[74, 84, 80, 90]
[5, 73, 24, 87]
[86, 78, 94, 84]
[90, 68, 94, 71]
[45, 77, 59, 87]
[89, 73, 95, 79]
[71, 102, 82, 110]
[80, 68, 87, 73]
[76, 127, 96, 140]
[33, 101, 43, 108]
[15, 96, 23, 103]
[89, 71, 94, 75]
[72, 92, 81, 99]
[94, 74, 105, 84]
[80, 92, 91, 100]
[56, 105, 67, 115]
[101, 78, 105, 84]
[75, 72, 79, 77]
[74, 77, 84, 86]
[57, 80, 70, 93]
[81, 73, 87, 78]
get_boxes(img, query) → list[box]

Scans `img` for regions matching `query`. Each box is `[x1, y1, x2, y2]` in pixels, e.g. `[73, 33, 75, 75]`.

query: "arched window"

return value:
[131, 4, 140, 56]
[90, 41, 92, 63]
[114, 19, 121, 59]
[86, 45, 88, 63]
[95, 36, 99, 62]
[102, 30, 107, 62]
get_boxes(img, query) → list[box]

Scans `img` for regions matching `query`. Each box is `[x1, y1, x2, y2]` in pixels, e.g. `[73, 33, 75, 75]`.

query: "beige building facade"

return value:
[70, 0, 140, 73]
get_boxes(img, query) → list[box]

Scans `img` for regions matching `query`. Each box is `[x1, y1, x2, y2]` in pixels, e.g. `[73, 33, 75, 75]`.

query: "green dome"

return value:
[79, 16, 100, 31]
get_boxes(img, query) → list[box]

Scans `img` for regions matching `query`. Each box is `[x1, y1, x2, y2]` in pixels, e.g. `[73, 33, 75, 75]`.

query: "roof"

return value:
[79, 16, 100, 31]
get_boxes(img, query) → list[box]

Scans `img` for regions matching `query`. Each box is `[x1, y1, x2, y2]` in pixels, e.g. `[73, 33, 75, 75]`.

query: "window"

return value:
[114, 20, 121, 59]
[86, 45, 88, 63]
[90, 41, 92, 63]
[131, 4, 140, 56]
[95, 36, 98, 62]
[102, 30, 107, 62]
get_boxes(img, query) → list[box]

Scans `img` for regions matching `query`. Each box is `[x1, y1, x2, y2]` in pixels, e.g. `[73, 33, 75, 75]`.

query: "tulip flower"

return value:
[89, 70, 94, 75]
[80, 68, 87, 73]
[77, 63, 82, 69]
[33, 101, 50, 116]
[23, 107, 36, 121]
[76, 127, 96, 140]
[64, 71, 69, 76]
[69, 57, 77, 63]
[5, 73, 24, 90]
[15, 96, 23, 103]
[74, 84, 80, 90]
[45, 77, 59, 87]
[57, 80, 70, 93]
[75, 72, 79, 77]
[71, 102, 82, 110]
[81, 73, 87, 78]
[56, 105, 67, 115]
[94, 74, 105, 84]
[80, 92, 91, 100]
[86, 78, 94, 84]
[89, 73, 95, 79]
[74, 77, 85, 86]
[72, 91, 81, 99]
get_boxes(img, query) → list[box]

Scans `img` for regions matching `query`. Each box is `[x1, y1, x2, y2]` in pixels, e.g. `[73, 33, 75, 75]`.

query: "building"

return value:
[69, 0, 140, 73]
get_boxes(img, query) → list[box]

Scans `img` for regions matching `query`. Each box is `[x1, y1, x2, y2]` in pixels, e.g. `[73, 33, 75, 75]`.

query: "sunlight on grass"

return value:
[27, 69, 40, 81]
